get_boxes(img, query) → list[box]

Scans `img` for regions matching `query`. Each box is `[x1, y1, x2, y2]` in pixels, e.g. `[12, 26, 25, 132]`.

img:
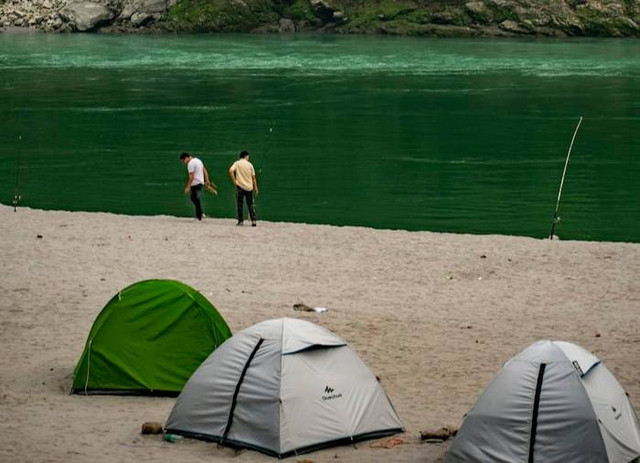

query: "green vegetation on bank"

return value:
[165, 0, 640, 36]
[166, 0, 319, 32]
[1, 0, 637, 35]
[167, 0, 277, 32]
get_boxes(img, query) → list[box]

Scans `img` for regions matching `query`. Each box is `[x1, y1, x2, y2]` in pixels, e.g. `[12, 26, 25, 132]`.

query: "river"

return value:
[1, 33, 638, 241]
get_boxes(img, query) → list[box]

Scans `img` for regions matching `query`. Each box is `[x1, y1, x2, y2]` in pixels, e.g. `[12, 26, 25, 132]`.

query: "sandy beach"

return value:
[1, 204, 638, 463]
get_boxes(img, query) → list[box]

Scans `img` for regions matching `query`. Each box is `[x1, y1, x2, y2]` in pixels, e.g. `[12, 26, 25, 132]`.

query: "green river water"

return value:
[1, 34, 639, 241]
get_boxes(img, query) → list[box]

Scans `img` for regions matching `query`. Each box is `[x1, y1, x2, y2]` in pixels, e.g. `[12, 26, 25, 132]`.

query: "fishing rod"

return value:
[258, 121, 276, 176]
[254, 121, 276, 208]
[549, 116, 583, 239]
[12, 135, 22, 212]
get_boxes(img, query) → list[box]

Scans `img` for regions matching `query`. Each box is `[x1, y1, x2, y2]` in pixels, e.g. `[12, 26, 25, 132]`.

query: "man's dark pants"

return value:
[190, 184, 204, 220]
[236, 187, 256, 223]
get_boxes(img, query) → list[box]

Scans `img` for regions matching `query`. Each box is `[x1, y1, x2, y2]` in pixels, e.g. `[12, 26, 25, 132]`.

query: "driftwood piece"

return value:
[141, 422, 163, 435]
[420, 426, 457, 442]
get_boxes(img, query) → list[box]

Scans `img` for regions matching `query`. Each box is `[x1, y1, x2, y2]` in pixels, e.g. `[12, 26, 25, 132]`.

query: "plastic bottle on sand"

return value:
[164, 433, 184, 443]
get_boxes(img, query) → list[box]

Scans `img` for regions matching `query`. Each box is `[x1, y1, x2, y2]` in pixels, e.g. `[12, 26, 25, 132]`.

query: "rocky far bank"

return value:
[0, 0, 639, 37]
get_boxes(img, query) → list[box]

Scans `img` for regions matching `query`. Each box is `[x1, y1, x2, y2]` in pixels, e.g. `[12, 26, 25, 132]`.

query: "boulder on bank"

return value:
[278, 17, 295, 33]
[1, 0, 176, 32]
[61, 1, 114, 31]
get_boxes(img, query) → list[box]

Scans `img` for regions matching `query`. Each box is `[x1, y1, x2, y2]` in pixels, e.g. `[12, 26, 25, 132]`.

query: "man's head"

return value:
[239, 150, 249, 160]
[180, 152, 192, 165]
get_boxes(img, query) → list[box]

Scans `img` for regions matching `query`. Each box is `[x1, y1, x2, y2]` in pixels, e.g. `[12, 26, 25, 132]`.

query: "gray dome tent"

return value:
[446, 340, 640, 463]
[165, 318, 403, 458]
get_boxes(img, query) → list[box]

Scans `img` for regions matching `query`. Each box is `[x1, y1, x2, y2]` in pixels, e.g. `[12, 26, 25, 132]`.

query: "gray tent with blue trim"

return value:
[165, 318, 403, 458]
[446, 340, 640, 463]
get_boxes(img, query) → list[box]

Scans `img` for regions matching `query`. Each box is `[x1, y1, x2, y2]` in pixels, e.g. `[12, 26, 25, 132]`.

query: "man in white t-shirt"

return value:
[228, 150, 258, 226]
[180, 152, 215, 221]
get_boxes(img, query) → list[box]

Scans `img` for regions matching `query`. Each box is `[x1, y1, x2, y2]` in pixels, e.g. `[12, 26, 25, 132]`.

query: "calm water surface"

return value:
[1, 34, 639, 241]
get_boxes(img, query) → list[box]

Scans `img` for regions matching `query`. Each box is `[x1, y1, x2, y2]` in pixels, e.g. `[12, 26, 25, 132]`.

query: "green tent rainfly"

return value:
[72, 279, 232, 396]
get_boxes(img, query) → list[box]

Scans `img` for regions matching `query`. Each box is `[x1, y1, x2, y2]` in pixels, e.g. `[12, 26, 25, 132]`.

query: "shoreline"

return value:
[3, 203, 637, 245]
[1, 204, 639, 462]
[1, 23, 639, 38]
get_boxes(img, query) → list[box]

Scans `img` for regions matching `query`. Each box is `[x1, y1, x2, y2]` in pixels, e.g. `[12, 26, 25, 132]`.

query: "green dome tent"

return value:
[72, 279, 231, 396]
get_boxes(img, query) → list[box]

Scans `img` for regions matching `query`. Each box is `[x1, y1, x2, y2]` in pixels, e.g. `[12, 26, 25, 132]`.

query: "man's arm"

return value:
[228, 166, 237, 186]
[252, 174, 259, 195]
[184, 172, 194, 194]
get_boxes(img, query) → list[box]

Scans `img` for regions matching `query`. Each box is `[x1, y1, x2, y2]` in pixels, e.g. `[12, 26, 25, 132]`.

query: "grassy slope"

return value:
[165, 0, 640, 36]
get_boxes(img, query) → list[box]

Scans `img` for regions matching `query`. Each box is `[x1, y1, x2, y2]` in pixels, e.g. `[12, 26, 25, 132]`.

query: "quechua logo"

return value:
[322, 385, 343, 401]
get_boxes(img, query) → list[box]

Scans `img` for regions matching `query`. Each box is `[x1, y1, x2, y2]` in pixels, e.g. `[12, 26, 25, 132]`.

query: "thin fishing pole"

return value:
[259, 121, 276, 175]
[255, 121, 275, 215]
[12, 135, 22, 212]
[549, 116, 583, 239]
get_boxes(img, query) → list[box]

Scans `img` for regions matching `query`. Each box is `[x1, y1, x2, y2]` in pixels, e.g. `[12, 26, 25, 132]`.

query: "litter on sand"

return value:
[293, 303, 328, 313]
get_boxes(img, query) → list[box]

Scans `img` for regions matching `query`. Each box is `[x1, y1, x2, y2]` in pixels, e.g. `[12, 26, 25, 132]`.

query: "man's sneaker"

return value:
[236, 221, 244, 226]
[251, 221, 257, 227]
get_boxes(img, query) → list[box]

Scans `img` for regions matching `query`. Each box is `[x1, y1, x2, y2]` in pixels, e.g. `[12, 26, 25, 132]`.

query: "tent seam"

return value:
[84, 339, 93, 394]
[181, 284, 231, 345]
[279, 318, 285, 454]
[166, 427, 404, 458]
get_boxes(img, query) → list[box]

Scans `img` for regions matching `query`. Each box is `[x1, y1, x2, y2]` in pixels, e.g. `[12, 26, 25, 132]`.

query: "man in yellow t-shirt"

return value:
[229, 150, 259, 226]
